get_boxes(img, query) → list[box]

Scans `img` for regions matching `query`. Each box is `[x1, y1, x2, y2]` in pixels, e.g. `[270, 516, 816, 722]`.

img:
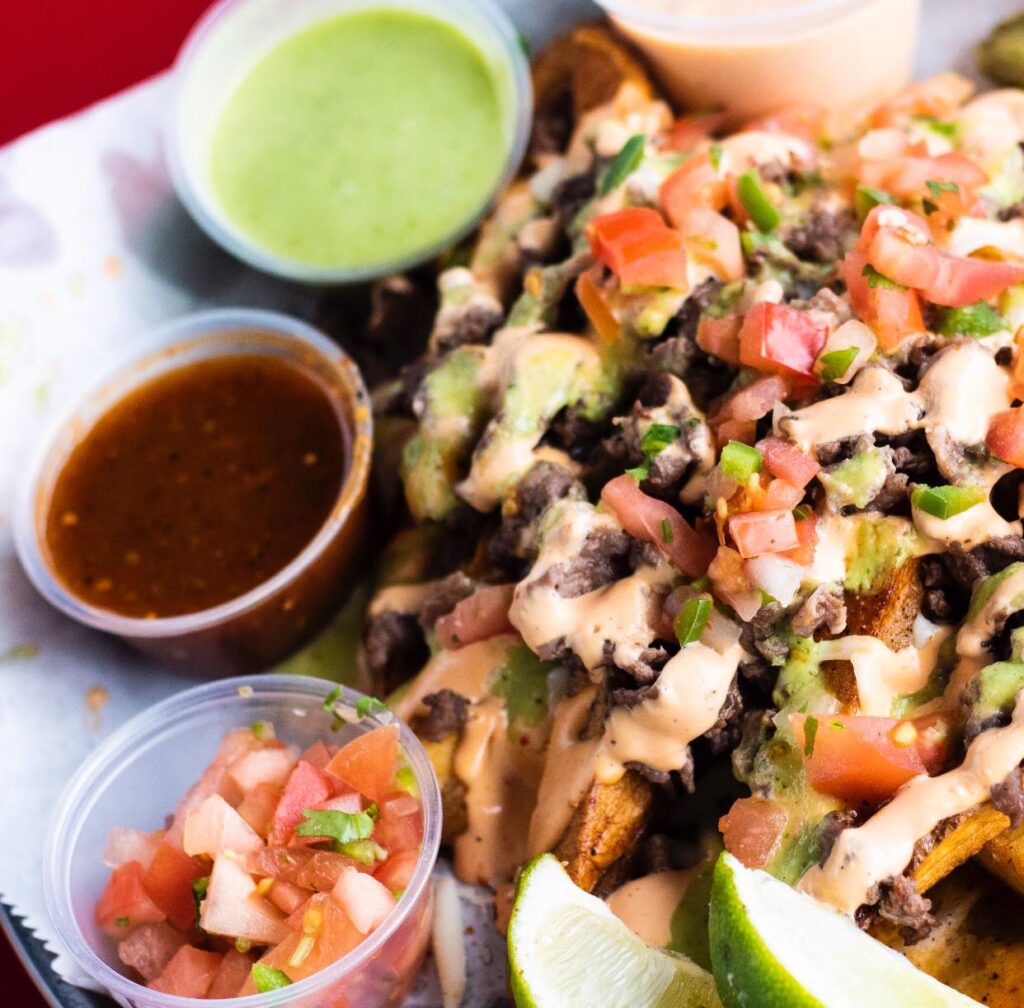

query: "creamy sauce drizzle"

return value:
[800, 694, 1024, 915]
[595, 630, 744, 784]
[815, 636, 928, 716]
[607, 869, 694, 948]
[393, 635, 547, 884]
[510, 501, 675, 674]
[528, 687, 600, 856]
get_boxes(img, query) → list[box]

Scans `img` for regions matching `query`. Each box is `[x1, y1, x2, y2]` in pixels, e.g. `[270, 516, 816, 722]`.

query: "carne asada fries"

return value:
[364, 24, 1024, 1002]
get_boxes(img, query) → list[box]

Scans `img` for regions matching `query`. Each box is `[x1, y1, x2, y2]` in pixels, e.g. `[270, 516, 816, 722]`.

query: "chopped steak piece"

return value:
[530, 89, 573, 161]
[417, 572, 475, 632]
[875, 875, 936, 945]
[551, 165, 599, 227]
[918, 555, 963, 625]
[866, 470, 909, 511]
[624, 760, 673, 785]
[791, 585, 847, 638]
[674, 277, 725, 342]
[364, 610, 428, 695]
[784, 209, 856, 263]
[418, 689, 470, 741]
[817, 809, 857, 867]
[539, 527, 633, 598]
[702, 677, 745, 756]
[433, 299, 504, 353]
[814, 436, 860, 467]
[739, 602, 788, 664]
[610, 681, 660, 708]
[991, 766, 1024, 828]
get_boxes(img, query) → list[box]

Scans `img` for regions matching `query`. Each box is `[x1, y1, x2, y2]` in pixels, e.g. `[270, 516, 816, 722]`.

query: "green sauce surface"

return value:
[209, 8, 507, 270]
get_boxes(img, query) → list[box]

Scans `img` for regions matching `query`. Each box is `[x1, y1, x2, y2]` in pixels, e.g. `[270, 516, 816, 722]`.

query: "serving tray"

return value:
[0, 1, 1010, 1005]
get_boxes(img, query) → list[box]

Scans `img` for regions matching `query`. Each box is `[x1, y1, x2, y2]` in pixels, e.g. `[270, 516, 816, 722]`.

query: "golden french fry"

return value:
[420, 732, 468, 843]
[554, 771, 654, 893]
[912, 805, 1012, 893]
[978, 814, 1024, 897]
[531, 24, 653, 124]
[874, 863, 1024, 1006]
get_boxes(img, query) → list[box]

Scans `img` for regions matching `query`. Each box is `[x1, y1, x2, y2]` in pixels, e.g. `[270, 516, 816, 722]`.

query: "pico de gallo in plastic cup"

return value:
[43, 675, 441, 1008]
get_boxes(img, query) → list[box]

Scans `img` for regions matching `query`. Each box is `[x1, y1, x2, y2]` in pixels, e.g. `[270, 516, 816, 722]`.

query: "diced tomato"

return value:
[96, 861, 166, 938]
[708, 546, 762, 621]
[207, 948, 255, 1000]
[719, 797, 788, 869]
[267, 880, 310, 916]
[227, 745, 297, 794]
[779, 513, 818, 566]
[149, 946, 222, 998]
[374, 796, 423, 854]
[600, 474, 716, 578]
[791, 713, 950, 805]
[728, 510, 799, 558]
[333, 866, 396, 934]
[236, 781, 283, 839]
[857, 205, 1024, 308]
[757, 437, 820, 488]
[375, 850, 420, 893]
[861, 150, 987, 198]
[314, 790, 365, 814]
[714, 418, 757, 448]
[662, 112, 728, 152]
[268, 760, 334, 846]
[739, 302, 827, 386]
[103, 827, 160, 871]
[240, 895, 363, 991]
[248, 846, 360, 891]
[575, 270, 621, 343]
[142, 842, 207, 932]
[183, 794, 264, 860]
[200, 854, 290, 945]
[325, 725, 400, 805]
[586, 209, 689, 290]
[714, 375, 789, 425]
[677, 206, 744, 281]
[762, 479, 804, 511]
[841, 249, 926, 351]
[117, 921, 187, 982]
[660, 152, 727, 216]
[697, 314, 742, 366]
[987, 408, 1024, 468]
[299, 740, 333, 771]
[435, 583, 516, 650]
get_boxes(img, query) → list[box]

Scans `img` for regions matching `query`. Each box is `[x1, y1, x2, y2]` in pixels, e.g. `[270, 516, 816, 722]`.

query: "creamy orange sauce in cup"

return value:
[597, 0, 921, 122]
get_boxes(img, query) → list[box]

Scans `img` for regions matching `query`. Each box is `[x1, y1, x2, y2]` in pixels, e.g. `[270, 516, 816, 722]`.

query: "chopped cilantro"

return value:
[915, 116, 957, 139]
[295, 805, 378, 848]
[660, 518, 674, 544]
[675, 597, 712, 648]
[709, 144, 723, 171]
[250, 720, 271, 741]
[792, 504, 812, 521]
[627, 423, 680, 481]
[803, 715, 819, 757]
[861, 264, 905, 290]
[819, 346, 859, 382]
[395, 765, 419, 797]
[720, 441, 763, 483]
[926, 179, 959, 198]
[599, 134, 645, 196]
[854, 185, 894, 220]
[355, 695, 387, 719]
[114, 916, 130, 929]
[251, 964, 293, 992]
[912, 484, 987, 520]
[937, 302, 1005, 338]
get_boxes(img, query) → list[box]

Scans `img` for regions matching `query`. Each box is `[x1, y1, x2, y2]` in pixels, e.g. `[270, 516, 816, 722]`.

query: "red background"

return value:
[3, 5, 216, 1001]
[1, 1, 213, 145]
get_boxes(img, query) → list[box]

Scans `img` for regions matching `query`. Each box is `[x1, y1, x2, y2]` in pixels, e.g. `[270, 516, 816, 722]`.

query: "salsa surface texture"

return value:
[208, 8, 507, 269]
[44, 354, 347, 618]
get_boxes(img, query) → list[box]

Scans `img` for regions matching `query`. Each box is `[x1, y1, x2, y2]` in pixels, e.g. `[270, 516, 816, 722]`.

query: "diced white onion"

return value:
[745, 554, 804, 607]
[432, 875, 466, 1008]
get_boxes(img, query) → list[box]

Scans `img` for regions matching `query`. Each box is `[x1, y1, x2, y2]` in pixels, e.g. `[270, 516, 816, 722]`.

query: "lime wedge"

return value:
[709, 852, 978, 1007]
[508, 853, 722, 1008]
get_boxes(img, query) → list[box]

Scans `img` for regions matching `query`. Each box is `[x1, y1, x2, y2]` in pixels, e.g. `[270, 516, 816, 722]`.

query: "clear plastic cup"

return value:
[166, 0, 532, 284]
[12, 308, 373, 676]
[44, 674, 442, 1008]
